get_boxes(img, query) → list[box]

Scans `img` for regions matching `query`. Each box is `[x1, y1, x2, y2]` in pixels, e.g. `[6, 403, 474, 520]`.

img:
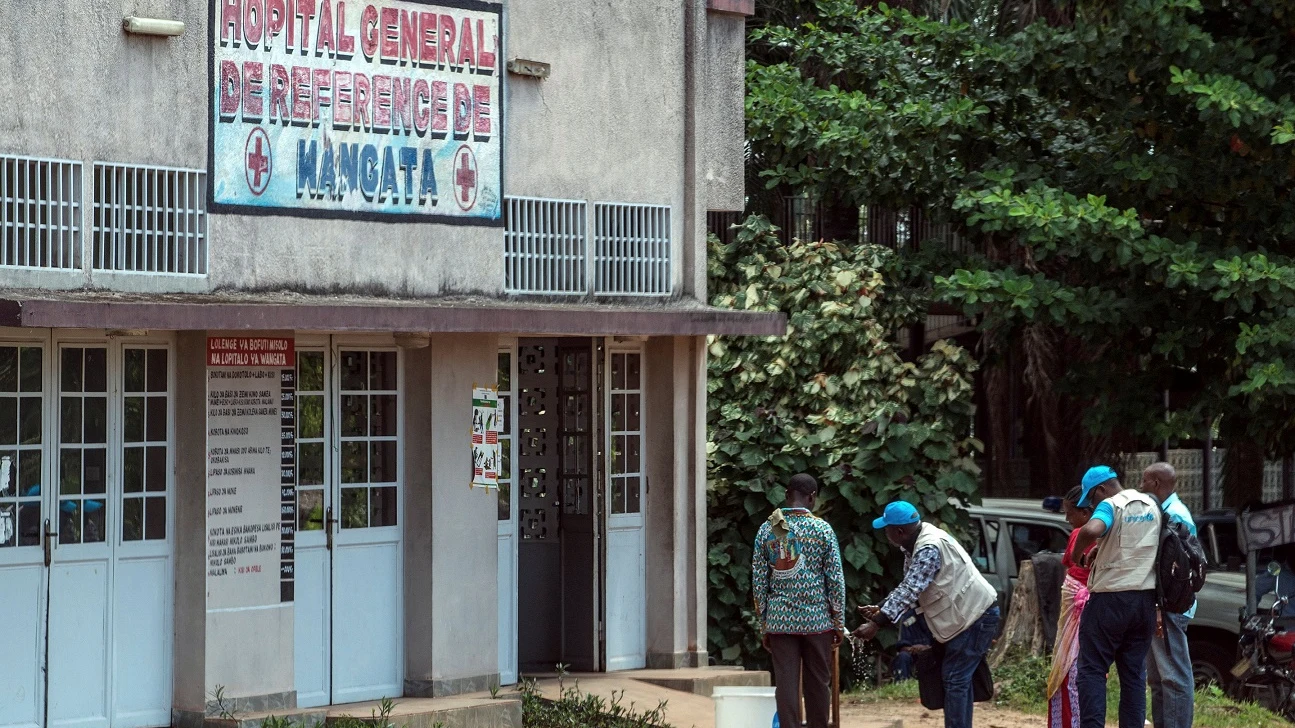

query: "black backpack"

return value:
[1156, 517, 1208, 615]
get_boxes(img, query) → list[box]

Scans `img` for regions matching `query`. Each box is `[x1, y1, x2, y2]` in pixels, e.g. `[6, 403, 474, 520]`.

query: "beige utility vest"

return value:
[1087, 489, 1161, 593]
[912, 522, 999, 643]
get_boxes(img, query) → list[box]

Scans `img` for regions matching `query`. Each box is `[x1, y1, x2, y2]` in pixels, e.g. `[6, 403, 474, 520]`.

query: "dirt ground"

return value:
[841, 699, 1054, 728]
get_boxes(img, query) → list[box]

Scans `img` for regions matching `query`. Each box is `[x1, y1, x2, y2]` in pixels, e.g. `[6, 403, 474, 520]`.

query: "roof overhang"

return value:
[0, 291, 786, 337]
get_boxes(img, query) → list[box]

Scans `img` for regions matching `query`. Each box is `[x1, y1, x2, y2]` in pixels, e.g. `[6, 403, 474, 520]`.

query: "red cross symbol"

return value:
[454, 144, 477, 211]
[244, 127, 272, 196]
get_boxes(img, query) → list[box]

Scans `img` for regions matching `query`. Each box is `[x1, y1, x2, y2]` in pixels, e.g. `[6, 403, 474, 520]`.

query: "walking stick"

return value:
[831, 643, 841, 728]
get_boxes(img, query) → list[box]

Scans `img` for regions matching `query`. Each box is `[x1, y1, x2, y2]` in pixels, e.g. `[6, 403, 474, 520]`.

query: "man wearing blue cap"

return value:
[853, 501, 999, 728]
[1069, 465, 1162, 728]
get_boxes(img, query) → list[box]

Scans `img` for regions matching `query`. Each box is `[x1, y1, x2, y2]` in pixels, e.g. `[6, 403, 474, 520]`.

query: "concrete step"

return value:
[203, 696, 521, 728]
[326, 696, 520, 728]
[628, 667, 771, 697]
[204, 708, 328, 728]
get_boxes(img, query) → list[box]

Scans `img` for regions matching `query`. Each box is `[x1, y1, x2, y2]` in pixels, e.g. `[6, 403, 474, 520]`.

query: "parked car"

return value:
[964, 498, 1245, 689]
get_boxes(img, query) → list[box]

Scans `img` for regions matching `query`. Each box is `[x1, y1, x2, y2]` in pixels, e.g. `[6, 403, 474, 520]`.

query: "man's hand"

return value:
[852, 621, 881, 642]
[762, 634, 772, 652]
[832, 629, 843, 646]
[857, 605, 881, 620]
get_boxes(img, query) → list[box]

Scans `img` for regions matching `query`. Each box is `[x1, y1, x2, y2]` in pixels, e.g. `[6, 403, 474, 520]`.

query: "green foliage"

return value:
[519, 680, 673, 728]
[991, 649, 1051, 712]
[745, 0, 1295, 461]
[707, 216, 981, 668]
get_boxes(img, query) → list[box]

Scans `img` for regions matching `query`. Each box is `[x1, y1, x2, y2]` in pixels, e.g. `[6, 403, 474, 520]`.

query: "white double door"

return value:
[293, 341, 404, 708]
[0, 337, 174, 728]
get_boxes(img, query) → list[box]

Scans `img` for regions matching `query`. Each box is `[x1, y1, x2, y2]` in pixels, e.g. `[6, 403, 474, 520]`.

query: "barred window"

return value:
[93, 163, 207, 275]
[594, 203, 671, 296]
[0, 155, 83, 270]
[504, 197, 588, 295]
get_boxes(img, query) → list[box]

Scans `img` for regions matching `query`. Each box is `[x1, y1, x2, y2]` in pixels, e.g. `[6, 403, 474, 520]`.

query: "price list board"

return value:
[280, 366, 296, 603]
[205, 336, 296, 610]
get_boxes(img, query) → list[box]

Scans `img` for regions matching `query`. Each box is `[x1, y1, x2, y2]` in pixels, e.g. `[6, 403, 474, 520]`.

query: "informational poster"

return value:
[471, 386, 501, 488]
[209, 0, 503, 222]
[206, 336, 297, 609]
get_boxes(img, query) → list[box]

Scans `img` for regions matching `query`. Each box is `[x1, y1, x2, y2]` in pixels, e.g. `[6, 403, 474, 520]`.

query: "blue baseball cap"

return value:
[1077, 465, 1119, 508]
[872, 501, 920, 529]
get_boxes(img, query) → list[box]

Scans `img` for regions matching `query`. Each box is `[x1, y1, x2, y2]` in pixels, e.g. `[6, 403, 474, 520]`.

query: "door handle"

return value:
[42, 518, 56, 567]
[325, 506, 336, 551]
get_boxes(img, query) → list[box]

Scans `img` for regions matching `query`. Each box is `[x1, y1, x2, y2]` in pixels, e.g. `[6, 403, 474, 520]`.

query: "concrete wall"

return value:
[643, 335, 707, 668]
[402, 344, 436, 693]
[0, 0, 746, 300]
[173, 329, 296, 721]
[173, 332, 209, 720]
[423, 333, 500, 693]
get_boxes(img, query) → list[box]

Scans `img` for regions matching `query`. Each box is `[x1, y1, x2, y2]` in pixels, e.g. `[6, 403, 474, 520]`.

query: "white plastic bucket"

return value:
[713, 686, 778, 728]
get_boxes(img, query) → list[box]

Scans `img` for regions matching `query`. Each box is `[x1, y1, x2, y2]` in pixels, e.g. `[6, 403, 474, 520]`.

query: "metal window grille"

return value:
[593, 203, 671, 296]
[0, 155, 83, 269]
[92, 163, 207, 275]
[504, 197, 588, 295]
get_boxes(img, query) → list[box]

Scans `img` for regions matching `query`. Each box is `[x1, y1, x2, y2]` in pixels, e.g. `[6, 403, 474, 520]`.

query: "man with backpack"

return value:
[1140, 463, 1201, 728]
[1069, 465, 1163, 728]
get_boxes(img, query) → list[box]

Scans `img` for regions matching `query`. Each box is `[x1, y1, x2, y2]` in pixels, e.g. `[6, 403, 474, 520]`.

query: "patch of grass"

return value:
[1194, 685, 1288, 728]
[993, 650, 1287, 728]
[848, 679, 920, 703]
[853, 650, 1286, 728]
[993, 651, 1050, 713]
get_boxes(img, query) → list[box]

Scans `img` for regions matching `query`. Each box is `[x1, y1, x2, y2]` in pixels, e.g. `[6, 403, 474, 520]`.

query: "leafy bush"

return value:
[707, 216, 981, 671]
[519, 680, 673, 728]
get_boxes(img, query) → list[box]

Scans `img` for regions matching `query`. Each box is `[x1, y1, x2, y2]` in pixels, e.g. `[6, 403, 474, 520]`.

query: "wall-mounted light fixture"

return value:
[506, 59, 550, 80]
[122, 16, 186, 36]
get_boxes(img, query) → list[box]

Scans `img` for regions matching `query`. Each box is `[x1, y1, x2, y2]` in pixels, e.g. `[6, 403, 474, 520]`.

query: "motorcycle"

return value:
[1233, 561, 1295, 719]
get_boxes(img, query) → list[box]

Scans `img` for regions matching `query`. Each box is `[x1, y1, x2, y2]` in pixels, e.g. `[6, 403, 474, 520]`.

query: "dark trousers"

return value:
[1077, 590, 1158, 728]
[768, 632, 834, 728]
[941, 606, 1000, 728]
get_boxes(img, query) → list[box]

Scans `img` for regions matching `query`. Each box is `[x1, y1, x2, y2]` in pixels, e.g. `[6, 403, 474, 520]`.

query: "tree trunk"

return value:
[1224, 438, 1266, 508]
[989, 560, 1045, 668]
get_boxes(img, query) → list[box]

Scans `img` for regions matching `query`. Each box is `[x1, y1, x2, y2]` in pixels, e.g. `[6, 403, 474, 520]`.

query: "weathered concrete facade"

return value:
[0, 0, 745, 297]
[0, 3, 772, 728]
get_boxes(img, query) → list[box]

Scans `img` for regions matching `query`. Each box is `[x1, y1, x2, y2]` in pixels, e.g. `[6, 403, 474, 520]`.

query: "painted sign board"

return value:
[206, 336, 297, 609]
[209, 0, 502, 223]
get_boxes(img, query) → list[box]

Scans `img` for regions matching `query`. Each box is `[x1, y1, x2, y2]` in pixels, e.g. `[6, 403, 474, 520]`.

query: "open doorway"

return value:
[515, 338, 600, 673]
[502, 337, 648, 677]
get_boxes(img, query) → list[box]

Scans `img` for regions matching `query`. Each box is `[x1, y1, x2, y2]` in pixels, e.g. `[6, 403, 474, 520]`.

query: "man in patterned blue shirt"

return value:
[752, 473, 846, 728]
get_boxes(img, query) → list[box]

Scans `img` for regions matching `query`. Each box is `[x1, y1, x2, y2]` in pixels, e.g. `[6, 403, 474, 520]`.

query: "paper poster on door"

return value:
[471, 386, 501, 489]
[206, 336, 296, 610]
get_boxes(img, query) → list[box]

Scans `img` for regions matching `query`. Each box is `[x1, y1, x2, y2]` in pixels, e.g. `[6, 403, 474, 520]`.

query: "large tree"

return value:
[746, 0, 1295, 497]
